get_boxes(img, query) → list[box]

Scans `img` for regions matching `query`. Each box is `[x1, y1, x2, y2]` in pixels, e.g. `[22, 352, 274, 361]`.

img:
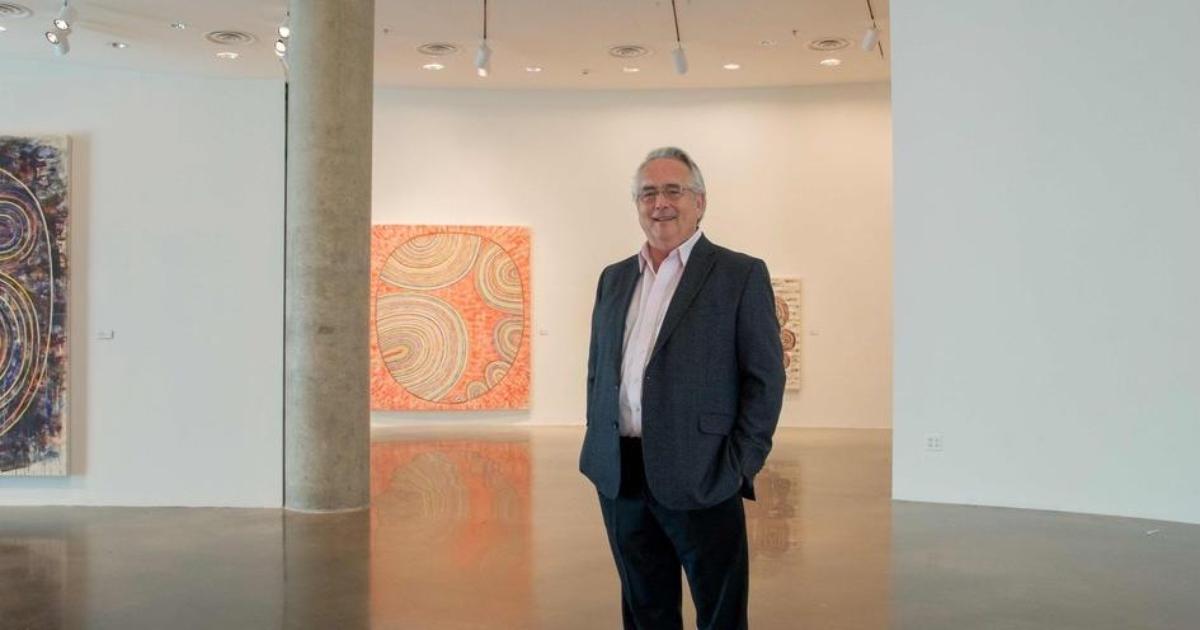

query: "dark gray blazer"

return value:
[579, 235, 786, 510]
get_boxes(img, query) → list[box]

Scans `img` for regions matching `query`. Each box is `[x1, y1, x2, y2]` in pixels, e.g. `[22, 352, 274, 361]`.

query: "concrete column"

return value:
[284, 0, 374, 511]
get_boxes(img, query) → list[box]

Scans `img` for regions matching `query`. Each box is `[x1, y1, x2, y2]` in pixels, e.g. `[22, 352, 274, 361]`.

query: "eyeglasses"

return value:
[637, 185, 693, 204]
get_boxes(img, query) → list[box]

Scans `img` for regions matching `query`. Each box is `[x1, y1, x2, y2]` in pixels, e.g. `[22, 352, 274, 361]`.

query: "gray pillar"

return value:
[284, 0, 374, 511]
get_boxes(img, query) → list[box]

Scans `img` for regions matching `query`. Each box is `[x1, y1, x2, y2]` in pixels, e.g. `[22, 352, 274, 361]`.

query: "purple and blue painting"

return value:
[0, 136, 69, 476]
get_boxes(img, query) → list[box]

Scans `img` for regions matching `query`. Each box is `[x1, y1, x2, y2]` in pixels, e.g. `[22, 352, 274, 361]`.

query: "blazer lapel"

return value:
[606, 256, 641, 376]
[650, 235, 717, 362]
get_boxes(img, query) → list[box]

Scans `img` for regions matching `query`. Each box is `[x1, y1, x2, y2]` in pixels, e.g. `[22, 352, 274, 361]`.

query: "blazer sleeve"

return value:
[731, 259, 786, 481]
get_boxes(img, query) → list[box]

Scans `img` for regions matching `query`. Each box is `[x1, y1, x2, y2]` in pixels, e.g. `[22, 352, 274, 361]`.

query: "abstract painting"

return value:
[0, 136, 69, 476]
[771, 277, 801, 390]
[370, 225, 530, 411]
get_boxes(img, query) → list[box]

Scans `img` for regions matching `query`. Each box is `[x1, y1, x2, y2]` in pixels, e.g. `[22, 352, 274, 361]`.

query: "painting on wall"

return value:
[370, 225, 531, 411]
[0, 136, 70, 476]
[772, 277, 801, 391]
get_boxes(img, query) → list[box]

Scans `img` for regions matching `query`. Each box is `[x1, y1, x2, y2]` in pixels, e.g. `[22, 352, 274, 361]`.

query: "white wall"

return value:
[372, 83, 893, 429]
[892, 1, 1200, 523]
[0, 62, 285, 507]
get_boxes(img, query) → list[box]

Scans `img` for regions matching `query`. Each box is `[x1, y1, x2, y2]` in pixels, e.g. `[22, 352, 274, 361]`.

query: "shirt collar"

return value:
[637, 229, 703, 272]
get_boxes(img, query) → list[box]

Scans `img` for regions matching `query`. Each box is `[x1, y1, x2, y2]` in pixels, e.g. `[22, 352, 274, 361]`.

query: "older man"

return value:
[580, 147, 786, 629]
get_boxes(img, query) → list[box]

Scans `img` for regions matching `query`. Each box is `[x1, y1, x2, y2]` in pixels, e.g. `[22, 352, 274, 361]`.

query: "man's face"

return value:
[635, 158, 706, 254]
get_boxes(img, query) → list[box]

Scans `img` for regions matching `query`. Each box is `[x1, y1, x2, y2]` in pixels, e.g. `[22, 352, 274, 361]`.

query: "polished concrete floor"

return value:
[2, 427, 1198, 629]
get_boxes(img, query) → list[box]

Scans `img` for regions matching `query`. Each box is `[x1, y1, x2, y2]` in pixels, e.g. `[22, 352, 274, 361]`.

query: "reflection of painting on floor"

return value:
[771, 277, 801, 390]
[370, 439, 531, 628]
[0, 136, 69, 476]
[370, 225, 531, 411]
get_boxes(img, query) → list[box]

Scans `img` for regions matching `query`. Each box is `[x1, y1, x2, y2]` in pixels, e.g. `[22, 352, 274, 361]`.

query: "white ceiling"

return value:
[0, 0, 890, 89]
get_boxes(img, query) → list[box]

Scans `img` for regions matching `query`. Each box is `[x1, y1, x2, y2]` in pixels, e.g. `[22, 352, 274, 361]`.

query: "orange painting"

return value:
[370, 225, 531, 410]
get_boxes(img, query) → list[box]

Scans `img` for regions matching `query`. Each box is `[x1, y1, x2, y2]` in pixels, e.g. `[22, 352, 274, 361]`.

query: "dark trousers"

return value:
[598, 437, 749, 630]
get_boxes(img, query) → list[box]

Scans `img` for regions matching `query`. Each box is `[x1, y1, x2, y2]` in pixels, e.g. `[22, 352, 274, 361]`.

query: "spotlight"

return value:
[672, 45, 688, 75]
[861, 26, 879, 51]
[668, 0, 687, 75]
[274, 39, 287, 56]
[278, 25, 290, 39]
[45, 31, 69, 55]
[475, 40, 491, 77]
[53, 3, 76, 35]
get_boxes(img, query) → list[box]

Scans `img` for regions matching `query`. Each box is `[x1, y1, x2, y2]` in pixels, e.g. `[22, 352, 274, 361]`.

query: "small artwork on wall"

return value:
[771, 277, 801, 391]
[370, 225, 531, 411]
[0, 135, 70, 476]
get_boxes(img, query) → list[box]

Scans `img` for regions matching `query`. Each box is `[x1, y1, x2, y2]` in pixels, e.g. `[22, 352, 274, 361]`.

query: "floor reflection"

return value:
[370, 438, 532, 629]
[4, 428, 1198, 629]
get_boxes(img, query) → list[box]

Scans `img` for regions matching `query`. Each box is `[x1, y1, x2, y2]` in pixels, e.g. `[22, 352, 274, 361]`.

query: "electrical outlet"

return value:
[924, 433, 944, 452]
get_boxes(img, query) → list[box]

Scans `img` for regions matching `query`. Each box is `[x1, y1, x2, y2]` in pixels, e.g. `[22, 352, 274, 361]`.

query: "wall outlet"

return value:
[924, 433, 944, 452]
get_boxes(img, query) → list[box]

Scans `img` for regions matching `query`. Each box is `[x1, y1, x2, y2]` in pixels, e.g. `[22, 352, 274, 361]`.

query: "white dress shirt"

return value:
[618, 229, 704, 437]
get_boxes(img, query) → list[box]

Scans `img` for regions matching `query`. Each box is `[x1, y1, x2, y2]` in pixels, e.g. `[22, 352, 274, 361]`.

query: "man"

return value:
[580, 147, 786, 629]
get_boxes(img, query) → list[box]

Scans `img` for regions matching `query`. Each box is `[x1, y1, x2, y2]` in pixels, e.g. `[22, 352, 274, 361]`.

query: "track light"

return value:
[53, 2, 76, 34]
[475, 0, 490, 77]
[861, 26, 879, 51]
[475, 40, 491, 77]
[672, 45, 688, 75]
[863, 0, 884, 59]
[45, 30, 69, 55]
[668, 0, 687, 75]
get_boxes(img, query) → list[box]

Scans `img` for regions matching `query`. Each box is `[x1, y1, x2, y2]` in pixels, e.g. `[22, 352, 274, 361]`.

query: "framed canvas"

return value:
[370, 225, 531, 411]
[0, 135, 70, 476]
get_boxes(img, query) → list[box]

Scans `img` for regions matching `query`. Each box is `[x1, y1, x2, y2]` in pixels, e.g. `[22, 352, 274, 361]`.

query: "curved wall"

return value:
[891, 1, 1200, 523]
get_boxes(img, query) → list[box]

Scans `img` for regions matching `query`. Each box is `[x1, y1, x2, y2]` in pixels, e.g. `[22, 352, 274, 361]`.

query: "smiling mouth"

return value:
[651, 215, 677, 223]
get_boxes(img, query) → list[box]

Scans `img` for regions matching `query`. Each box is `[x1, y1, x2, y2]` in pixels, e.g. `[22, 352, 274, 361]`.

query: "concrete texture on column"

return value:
[285, 0, 374, 511]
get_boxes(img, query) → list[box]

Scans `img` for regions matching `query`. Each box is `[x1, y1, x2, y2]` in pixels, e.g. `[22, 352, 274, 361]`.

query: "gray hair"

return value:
[631, 146, 707, 199]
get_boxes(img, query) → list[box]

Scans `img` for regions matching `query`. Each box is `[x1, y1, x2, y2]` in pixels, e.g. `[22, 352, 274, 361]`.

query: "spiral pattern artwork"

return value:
[380, 233, 480, 291]
[0, 136, 69, 477]
[771, 277, 802, 391]
[376, 293, 469, 402]
[371, 226, 530, 411]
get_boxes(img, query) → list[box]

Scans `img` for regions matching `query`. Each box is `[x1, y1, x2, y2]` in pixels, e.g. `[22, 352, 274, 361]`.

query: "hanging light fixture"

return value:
[275, 13, 290, 58]
[52, 0, 76, 34]
[861, 0, 883, 58]
[46, 0, 74, 55]
[45, 29, 69, 55]
[669, 0, 687, 75]
[474, 0, 491, 77]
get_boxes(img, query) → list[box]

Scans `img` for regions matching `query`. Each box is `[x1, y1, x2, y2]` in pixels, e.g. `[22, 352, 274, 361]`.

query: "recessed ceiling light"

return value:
[44, 31, 60, 44]
[819, 58, 842, 67]
[609, 45, 649, 59]
[170, 22, 187, 30]
[622, 66, 640, 73]
[274, 40, 287, 55]
[421, 62, 444, 71]
[0, 3, 34, 19]
[416, 42, 458, 57]
[525, 66, 543, 73]
[216, 51, 239, 60]
[109, 41, 129, 49]
[277, 25, 290, 39]
[809, 38, 850, 52]
[759, 39, 776, 47]
[723, 63, 741, 70]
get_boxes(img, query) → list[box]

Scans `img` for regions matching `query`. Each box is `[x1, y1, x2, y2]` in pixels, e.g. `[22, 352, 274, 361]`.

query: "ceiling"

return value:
[0, 0, 890, 89]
